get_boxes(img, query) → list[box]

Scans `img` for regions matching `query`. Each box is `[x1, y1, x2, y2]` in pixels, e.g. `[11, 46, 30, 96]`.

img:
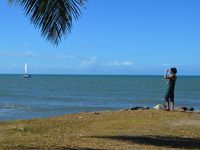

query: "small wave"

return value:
[0, 103, 32, 120]
[0, 103, 18, 109]
[0, 103, 31, 112]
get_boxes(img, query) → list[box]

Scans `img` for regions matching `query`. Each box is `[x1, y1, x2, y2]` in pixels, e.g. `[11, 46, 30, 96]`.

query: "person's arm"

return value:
[164, 69, 168, 79]
[164, 69, 172, 79]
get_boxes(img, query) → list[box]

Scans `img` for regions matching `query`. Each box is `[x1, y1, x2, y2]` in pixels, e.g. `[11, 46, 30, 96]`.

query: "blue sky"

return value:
[0, 0, 200, 75]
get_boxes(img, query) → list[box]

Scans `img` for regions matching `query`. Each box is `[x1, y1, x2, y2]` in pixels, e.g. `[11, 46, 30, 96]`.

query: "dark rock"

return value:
[94, 112, 100, 115]
[188, 107, 194, 111]
[129, 107, 150, 110]
[144, 107, 150, 110]
[176, 107, 188, 112]
[129, 107, 143, 110]
[120, 106, 150, 111]
[176, 107, 195, 112]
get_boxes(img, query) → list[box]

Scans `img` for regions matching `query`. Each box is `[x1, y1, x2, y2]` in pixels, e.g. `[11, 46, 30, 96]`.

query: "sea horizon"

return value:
[0, 73, 200, 77]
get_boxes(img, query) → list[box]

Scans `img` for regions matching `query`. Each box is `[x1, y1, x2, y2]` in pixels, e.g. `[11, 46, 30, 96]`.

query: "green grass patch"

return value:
[0, 110, 200, 149]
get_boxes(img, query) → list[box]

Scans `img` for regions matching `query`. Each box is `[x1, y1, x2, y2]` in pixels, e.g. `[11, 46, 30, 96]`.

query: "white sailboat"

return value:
[24, 63, 31, 78]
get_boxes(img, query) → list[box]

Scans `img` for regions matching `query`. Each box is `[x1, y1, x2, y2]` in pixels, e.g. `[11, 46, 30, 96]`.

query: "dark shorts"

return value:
[165, 95, 174, 102]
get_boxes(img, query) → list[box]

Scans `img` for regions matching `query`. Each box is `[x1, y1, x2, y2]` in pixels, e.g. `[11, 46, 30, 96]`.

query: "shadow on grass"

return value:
[7, 146, 104, 150]
[91, 135, 200, 149]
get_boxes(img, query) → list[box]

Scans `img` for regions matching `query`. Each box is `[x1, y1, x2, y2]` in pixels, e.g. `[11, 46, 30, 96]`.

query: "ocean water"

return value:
[0, 75, 200, 121]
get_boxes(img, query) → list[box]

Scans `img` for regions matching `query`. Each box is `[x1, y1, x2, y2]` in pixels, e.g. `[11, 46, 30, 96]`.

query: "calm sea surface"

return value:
[0, 75, 200, 121]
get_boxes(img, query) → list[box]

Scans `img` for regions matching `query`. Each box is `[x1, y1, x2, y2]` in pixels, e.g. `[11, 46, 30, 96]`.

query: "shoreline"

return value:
[1, 105, 200, 123]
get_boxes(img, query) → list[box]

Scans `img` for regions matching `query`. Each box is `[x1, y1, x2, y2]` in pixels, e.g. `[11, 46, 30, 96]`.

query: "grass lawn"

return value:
[0, 110, 200, 150]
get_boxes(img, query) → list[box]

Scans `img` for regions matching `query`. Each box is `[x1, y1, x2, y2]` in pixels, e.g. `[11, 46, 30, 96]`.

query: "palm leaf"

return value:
[8, 0, 86, 45]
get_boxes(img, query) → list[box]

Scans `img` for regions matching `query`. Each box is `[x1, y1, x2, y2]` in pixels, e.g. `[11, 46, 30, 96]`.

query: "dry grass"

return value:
[0, 110, 200, 150]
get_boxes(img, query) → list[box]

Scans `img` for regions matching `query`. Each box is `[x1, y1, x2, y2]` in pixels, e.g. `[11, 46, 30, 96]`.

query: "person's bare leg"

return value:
[171, 98, 174, 111]
[165, 98, 170, 110]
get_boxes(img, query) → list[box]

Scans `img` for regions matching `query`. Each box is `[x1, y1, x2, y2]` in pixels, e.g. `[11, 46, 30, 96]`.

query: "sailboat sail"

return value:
[25, 63, 28, 74]
[24, 63, 31, 78]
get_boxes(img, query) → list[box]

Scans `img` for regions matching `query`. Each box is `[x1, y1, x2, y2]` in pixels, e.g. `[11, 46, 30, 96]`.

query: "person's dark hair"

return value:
[170, 67, 177, 74]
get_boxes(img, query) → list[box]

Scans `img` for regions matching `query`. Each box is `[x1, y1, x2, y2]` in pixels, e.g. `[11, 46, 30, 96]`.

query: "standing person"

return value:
[164, 68, 177, 111]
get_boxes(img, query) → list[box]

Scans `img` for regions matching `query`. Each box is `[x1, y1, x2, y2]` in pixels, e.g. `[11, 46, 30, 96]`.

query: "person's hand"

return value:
[165, 69, 169, 73]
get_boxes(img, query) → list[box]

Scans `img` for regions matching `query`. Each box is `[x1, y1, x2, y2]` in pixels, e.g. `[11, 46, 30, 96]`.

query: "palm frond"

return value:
[8, 0, 87, 45]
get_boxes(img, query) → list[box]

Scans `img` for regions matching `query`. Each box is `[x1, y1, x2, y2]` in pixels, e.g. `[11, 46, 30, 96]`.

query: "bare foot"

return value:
[165, 108, 170, 111]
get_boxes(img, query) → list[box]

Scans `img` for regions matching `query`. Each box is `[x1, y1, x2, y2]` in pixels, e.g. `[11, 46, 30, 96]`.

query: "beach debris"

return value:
[19, 127, 24, 132]
[153, 104, 166, 110]
[176, 107, 194, 112]
[120, 108, 129, 111]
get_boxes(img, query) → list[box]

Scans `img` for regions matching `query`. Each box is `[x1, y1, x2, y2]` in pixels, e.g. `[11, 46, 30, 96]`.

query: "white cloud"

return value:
[24, 51, 40, 57]
[0, 50, 77, 60]
[79, 58, 134, 69]
[104, 61, 134, 67]
[52, 55, 76, 60]
[23, 43, 32, 47]
[0, 50, 40, 57]
[121, 61, 134, 66]
[162, 63, 171, 66]
[81, 45, 110, 49]
[80, 56, 98, 66]
[11, 64, 18, 67]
